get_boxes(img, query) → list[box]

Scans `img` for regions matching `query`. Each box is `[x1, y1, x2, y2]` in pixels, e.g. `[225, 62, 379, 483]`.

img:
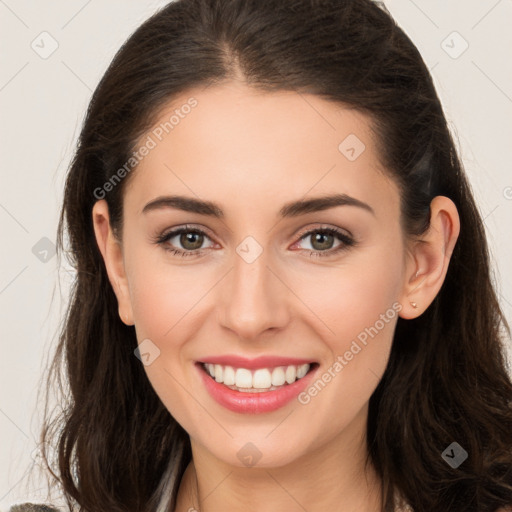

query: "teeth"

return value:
[271, 367, 286, 386]
[253, 369, 270, 389]
[223, 365, 235, 385]
[285, 365, 296, 384]
[297, 364, 309, 379]
[203, 363, 311, 390]
[235, 368, 253, 388]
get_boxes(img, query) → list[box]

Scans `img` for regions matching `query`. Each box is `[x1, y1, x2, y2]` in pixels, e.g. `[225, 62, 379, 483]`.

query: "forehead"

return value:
[124, 81, 399, 221]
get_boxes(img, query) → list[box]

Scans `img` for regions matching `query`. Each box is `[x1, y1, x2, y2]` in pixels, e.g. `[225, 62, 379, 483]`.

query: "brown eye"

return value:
[309, 231, 335, 251]
[294, 227, 356, 258]
[179, 231, 204, 250]
[153, 225, 215, 257]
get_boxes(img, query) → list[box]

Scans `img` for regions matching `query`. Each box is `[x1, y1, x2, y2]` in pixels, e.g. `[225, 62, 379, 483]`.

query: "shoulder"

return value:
[8, 504, 61, 512]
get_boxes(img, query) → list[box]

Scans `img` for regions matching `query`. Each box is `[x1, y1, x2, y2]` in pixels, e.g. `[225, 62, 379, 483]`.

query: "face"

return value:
[97, 81, 414, 469]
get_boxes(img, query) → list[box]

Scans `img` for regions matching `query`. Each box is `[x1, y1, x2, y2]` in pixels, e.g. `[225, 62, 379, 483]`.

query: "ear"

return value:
[398, 195, 460, 320]
[92, 199, 134, 326]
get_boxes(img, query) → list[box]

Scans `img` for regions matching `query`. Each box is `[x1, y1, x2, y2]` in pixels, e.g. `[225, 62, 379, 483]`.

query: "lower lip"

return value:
[196, 362, 318, 414]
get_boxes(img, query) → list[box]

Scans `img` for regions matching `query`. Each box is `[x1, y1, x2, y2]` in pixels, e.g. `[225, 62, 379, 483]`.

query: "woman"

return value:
[13, 0, 512, 511]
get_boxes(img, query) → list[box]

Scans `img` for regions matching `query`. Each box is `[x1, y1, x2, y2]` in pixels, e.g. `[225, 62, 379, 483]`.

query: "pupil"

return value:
[312, 233, 333, 251]
[181, 232, 203, 250]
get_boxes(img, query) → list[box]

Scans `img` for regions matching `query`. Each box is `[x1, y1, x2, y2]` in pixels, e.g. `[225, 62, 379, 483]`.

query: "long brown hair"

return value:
[34, 0, 512, 510]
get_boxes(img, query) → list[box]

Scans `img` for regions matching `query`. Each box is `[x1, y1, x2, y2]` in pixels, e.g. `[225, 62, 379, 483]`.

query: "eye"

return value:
[292, 226, 356, 258]
[152, 225, 215, 257]
[152, 224, 357, 259]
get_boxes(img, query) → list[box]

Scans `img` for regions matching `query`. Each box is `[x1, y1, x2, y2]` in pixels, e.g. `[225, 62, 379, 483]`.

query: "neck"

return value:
[174, 405, 382, 512]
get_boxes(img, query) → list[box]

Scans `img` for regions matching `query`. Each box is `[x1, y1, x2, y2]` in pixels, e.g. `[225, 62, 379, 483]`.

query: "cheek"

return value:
[296, 245, 403, 398]
[303, 247, 402, 341]
[126, 245, 210, 340]
[125, 250, 207, 425]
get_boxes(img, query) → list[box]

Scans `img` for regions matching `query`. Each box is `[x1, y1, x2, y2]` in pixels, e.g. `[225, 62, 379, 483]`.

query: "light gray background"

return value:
[1, 0, 511, 509]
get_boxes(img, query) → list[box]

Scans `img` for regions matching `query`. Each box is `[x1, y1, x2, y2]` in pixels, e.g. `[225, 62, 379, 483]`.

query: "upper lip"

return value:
[197, 355, 317, 369]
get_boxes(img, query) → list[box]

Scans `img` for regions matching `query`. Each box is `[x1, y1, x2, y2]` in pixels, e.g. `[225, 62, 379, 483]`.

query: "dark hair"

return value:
[33, 0, 512, 511]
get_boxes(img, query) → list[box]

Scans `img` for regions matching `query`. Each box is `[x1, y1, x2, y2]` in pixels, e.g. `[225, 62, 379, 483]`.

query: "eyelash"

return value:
[152, 224, 357, 259]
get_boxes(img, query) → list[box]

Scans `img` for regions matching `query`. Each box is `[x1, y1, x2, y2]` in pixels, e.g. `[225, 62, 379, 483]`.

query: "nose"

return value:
[217, 245, 291, 340]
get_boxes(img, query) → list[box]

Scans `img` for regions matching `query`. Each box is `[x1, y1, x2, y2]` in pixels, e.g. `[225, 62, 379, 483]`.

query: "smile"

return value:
[195, 360, 319, 413]
[202, 362, 312, 391]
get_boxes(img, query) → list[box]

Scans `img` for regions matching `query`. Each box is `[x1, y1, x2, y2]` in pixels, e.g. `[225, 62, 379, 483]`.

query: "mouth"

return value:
[195, 359, 319, 413]
[196, 361, 319, 393]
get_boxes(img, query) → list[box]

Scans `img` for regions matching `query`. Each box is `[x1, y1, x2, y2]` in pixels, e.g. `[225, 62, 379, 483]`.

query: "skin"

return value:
[92, 80, 460, 512]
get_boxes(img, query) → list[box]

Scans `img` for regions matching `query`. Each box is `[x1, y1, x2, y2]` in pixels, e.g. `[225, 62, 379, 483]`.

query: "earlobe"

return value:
[399, 196, 460, 320]
[92, 200, 134, 326]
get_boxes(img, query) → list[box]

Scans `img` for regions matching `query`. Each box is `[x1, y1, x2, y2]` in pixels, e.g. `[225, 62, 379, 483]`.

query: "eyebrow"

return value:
[142, 193, 375, 218]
